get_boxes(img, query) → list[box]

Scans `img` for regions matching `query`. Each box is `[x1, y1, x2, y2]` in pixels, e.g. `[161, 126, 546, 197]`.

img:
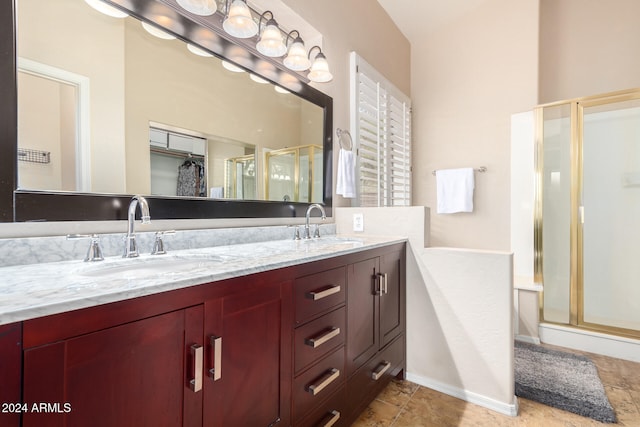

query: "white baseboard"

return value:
[405, 372, 519, 417]
[539, 323, 640, 363]
[515, 334, 540, 345]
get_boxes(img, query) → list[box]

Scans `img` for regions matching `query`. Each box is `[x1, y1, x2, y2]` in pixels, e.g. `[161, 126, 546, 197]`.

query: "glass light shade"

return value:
[249, 74, 269, 84]
[176, 0, 217, 16]
[141, 22, 176, 40]
[222, 60, 245, 73]
[308, 53, 333, 83]
[223, 0, 258, 38]
[187, 44, 213, 57]
[274, 86, 290, 94]
[283, 38, 310, 71]
[256, 20, 287, 57]
[84, 0, 128, 18]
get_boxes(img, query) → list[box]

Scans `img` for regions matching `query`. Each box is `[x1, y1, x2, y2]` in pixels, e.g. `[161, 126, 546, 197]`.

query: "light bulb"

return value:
[256, 19, 286, 57]
[141, 22, 176, 40]
[283, 38, 310, 71]
[223, 0, 258, 38]
[176, 0, 217, 16]
[84, 0, 128, 18]
[308, 53, 333, 83]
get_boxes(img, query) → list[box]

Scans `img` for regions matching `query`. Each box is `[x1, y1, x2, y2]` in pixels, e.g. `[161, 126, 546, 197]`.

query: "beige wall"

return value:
[17, 0, 126, 193]
[539, 0, 640, 103]
[411, 0, 539, 251]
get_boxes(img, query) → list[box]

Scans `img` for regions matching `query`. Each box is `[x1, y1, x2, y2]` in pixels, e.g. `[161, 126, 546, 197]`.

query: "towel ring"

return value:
[336, 128, 353, 151]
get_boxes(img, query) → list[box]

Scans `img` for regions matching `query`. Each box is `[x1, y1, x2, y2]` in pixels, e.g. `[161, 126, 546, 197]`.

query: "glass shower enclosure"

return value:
[536, 89, 640, 338]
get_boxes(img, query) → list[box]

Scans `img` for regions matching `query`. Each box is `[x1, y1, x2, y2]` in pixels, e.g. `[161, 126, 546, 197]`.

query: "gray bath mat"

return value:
[514, 341, 616, 423]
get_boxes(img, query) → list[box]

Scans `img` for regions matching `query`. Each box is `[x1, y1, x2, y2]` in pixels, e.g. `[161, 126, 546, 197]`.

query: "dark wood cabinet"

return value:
[203, 280, 289, 427]
[12, 242, 405, 427]
[345, 247, 406, 423]
[23, 306, 203, 427]
[20, 271, 290, 427]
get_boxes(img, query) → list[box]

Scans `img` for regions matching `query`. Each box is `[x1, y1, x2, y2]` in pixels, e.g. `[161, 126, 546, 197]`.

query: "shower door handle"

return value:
[579, 206, 584, 224]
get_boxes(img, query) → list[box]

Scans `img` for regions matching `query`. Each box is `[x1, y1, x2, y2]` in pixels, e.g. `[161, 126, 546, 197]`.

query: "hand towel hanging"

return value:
[436, 168, 475, 214]
[336, 148, 356, 198]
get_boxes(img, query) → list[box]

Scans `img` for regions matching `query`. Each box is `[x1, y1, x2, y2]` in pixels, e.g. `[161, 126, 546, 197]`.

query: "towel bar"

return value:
[432, 166, 487, 176]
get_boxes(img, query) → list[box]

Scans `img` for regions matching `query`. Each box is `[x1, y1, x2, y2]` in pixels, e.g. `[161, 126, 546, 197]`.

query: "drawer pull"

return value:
[305, 327, 340, 348]
[319, 410, 341, 427]
[306, 285, 341, 301]
[306, 368, 340, 396]
[208, 335, 222, 381]
[189, 344, 203, 392]
[376, 272, 388, 295]
[371, 360, 391, 380]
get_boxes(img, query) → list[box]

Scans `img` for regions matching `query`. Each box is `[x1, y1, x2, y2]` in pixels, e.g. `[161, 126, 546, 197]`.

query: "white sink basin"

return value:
[74, 254, 233, 279]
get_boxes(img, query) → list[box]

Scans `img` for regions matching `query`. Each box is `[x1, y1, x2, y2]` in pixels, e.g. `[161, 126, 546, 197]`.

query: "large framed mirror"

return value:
[0, 0, 333, 222]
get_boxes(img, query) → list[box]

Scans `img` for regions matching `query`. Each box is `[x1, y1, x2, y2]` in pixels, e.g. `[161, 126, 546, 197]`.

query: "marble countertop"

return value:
[0, 235, 405, 325]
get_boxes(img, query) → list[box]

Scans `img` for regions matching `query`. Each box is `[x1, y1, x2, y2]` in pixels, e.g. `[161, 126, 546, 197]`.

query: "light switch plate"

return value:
[353, 213, 364, 232]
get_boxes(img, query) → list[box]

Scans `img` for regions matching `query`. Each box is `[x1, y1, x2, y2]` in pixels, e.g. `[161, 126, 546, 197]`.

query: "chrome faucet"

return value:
[304, 203, 326, 239]
[123, 195, 151, 258]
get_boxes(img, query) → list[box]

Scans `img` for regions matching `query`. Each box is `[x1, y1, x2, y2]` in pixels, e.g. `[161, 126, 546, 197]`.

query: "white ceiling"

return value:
[376, 0, 491, 41]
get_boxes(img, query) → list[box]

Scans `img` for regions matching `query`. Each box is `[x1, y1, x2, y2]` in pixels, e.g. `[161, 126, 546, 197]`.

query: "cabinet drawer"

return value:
[297, 385, 348, 427]
[347, 335, 405, 409]
[293, 347, 345, 421]
[295, 307, 346, 374]
[294, 267, 346, 324]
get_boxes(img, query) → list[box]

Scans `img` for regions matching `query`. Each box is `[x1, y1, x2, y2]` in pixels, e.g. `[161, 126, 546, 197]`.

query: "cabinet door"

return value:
[379, 249, 404, 348]
[23, 306, 204, 427]
[346, 257, 379, 376]
[203, 281, 286, 427]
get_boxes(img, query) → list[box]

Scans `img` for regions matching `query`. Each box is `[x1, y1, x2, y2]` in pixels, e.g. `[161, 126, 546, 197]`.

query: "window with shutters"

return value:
[350, 52, 412, 207]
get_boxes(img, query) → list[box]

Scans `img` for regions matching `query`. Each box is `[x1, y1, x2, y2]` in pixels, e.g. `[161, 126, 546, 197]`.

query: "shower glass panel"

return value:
[541, 104, 572, 324]
[581, 99, 640, 332]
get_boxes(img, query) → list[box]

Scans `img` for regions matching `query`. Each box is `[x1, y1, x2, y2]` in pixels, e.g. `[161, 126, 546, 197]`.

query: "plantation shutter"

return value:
[350, 52, 411, 207]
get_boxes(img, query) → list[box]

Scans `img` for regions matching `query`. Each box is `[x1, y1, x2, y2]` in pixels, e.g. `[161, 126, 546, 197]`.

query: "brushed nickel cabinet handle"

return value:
[319, 410, 341, 427]
[306, 368, 340, 396]
[189, 344, 203, 392]
[371, 360, 391, 380]
[306, 285, 341, 301]
[305, 327, 340, 348]
[208, 335, 222, 381]
[376, 272, 388, 295]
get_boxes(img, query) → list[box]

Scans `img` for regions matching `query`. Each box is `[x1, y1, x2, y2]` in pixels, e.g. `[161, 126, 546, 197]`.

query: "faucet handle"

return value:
[313, 224, 321, 239]
[151, 230, 175, 255]
[288, 225, 301, 240]
[67, 234, 104, 262]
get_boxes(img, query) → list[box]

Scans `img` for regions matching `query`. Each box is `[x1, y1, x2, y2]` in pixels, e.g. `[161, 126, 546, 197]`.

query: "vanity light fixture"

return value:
[222, 60, 246, 73]
[84, 0, 128, 18]
[256, 11, 287, 57]
[176, 0, 217, 16]
[223, 0, 258, 38]
[307, 46, 333, 83]
[187, 43, 213, 57]
[283, 30, 311, 71]
[142, 21, 176, 40]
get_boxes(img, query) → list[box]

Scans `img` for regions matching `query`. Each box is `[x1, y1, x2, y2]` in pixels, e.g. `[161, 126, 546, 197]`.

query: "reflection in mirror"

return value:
[16, 0, 324, 203]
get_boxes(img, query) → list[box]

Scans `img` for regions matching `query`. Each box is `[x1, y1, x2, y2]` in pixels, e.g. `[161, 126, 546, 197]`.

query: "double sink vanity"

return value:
[0, 228, 406, 427]
[2, 0, 407, 423]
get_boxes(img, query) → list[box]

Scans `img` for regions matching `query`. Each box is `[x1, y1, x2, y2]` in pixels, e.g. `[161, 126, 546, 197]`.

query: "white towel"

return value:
[436, 168, 475, 214]
[336, 148, 356, 198]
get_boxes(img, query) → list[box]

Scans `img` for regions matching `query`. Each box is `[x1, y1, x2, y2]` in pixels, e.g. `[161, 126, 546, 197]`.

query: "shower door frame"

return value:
[535, 88, 640, 340]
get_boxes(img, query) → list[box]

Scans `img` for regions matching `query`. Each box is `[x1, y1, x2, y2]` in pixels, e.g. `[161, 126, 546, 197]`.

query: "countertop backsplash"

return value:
[0, 224, 336, 268]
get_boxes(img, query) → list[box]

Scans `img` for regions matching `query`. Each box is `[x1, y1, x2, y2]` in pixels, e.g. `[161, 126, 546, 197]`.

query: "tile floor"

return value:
[351, 345, 640, 426]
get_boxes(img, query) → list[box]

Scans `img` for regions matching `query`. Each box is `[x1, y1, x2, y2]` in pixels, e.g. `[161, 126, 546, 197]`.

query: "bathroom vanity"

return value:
[0, 237, 406, 427]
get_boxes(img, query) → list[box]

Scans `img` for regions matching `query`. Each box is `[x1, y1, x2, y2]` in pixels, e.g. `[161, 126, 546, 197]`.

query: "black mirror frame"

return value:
[0, 0, 333, 222]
